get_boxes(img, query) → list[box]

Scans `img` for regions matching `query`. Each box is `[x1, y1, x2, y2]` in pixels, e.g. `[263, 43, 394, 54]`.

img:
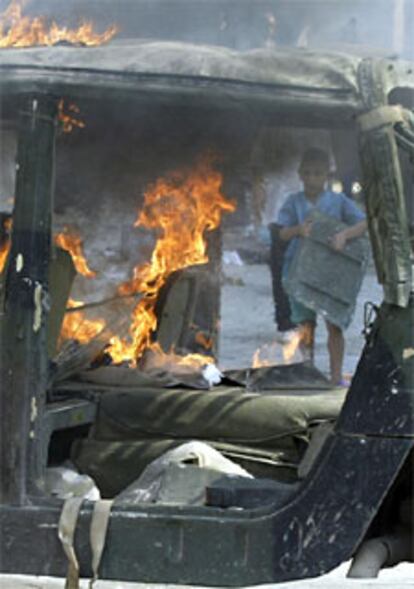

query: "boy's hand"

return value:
[299, 218, 313, 238]
[330, 230, 348, 251]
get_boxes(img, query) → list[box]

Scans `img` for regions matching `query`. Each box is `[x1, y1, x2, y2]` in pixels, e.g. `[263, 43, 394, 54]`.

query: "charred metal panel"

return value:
[358, 61, 413, 306]
[337, 299, 414, 437]
[0, 96, 58, 503]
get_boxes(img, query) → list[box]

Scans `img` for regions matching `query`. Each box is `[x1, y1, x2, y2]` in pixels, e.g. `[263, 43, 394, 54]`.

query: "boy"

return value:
[277, 148, 367, 386]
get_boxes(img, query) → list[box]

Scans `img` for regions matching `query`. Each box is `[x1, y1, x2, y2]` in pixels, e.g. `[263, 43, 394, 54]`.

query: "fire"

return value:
[282, 330, 303, 363]
[0, 216, 12, 273]
[252, 326, 313, 368]
[55, 226, 96, 278]
[60, 298, 106, 346]
[140, 342, 214, 373]
[0, 240, 10, 272]
[58, 100, 85, 134]
[107, 155, 235, 365]
[1, 221, 95, 279]
[56, 228, 102, 348]
[0, 216, 103, 348]
[252, 342, 282, 368]
[252, 347, 271, 369]
[292, 323, 315, 363]
[107, 297, 157, 363]
[195, 330, 213, 350]
[0, 218, 100, 345]
[0, 0, 118, 48]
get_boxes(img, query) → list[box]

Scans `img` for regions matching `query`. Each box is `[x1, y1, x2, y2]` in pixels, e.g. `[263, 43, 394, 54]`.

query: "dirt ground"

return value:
[2, 561, 414, 588]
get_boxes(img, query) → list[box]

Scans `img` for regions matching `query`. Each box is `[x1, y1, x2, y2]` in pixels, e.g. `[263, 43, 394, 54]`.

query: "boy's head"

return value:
[299, 148, 330, 199]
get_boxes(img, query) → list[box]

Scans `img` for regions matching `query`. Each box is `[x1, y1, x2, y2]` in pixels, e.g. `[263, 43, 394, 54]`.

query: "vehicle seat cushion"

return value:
[91, 386, 346, 450]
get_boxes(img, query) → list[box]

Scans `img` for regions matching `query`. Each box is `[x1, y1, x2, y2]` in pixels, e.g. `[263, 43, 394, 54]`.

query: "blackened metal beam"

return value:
[0, 95, 58, 504]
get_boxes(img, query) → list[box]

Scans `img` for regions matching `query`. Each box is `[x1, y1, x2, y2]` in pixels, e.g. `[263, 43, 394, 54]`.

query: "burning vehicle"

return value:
[0, 1, 413, 586]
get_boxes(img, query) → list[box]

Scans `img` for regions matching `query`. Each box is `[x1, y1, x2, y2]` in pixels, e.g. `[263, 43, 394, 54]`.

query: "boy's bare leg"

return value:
[326, 320, 345, 385]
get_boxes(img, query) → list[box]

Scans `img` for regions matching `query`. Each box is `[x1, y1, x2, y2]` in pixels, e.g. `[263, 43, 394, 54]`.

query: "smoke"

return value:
[2, 0, 411, 58]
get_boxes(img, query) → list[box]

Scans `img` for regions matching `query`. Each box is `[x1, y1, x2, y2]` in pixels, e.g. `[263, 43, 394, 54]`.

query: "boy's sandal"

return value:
[333, 378, 351, 388]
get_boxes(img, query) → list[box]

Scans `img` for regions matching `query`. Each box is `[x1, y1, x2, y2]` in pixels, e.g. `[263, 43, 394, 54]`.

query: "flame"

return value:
[281, 324, 314, 363]
[282, 330, 303, 363]
[58, 100, 85, 133]
[140, 342, 214, 373]
[252, 348, 270, 369]
[252, 342, 280, 368]
[195, 330, 213, 350]
[0, 216, 103, 348]
[107, 155, 235, 365]
[1, 221, 95, 279]
[252, 326, 314, 368]
[0, 216, 12, 273]
[55, 226, 96, 278]
[0, 0, 118, 48]
[55, 228, 101, 348]
[0, 243, 9, 272]
[60, 298, 106, 346]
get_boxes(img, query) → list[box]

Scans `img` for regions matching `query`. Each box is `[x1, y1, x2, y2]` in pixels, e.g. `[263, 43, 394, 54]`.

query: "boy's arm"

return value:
[279, 218, 313, 241]
[330, 219, 367, 251]
[278, 195, 311, 241]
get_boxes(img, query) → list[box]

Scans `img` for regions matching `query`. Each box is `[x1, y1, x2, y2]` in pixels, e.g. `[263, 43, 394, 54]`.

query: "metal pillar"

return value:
[0, 95, 58, 504]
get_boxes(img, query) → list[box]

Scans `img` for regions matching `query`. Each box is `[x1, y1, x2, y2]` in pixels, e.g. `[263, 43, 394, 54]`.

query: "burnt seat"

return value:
[72, 385, 346, 498]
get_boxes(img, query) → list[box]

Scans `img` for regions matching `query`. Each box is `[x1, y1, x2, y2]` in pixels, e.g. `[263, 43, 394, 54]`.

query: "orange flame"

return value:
[55, 228, 101, 347]
[58, 100, 85, 133]
[60, 298, 106, 346]
[280, 324, 314, 363]
[0, 216, 103, 348]
[141, 342, 214, 373]
[107, 155, 235, 365]
[0, 216, 12, 273]
[252, 326, 312, 368]
[0, 0, 118, 48]
[1, 221, 95, 279]
[195, 330, 213, 350]
[252, 342, 281, 368]
[282, 330, 303, 363]
[0, 244, 9, 272]
[55, 226, 96, 278]
[252, 347, 271, 369]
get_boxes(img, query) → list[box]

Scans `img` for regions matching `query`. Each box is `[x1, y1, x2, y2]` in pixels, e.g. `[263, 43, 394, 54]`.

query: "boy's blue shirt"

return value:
[277, 189, 365, 272]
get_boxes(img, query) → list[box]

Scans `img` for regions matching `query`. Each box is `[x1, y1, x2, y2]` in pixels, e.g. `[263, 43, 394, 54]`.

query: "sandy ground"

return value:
[1, 562, 414, 588]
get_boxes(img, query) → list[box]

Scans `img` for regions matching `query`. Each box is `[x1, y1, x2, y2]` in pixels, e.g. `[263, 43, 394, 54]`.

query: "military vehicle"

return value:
[0, 2, 413, 586]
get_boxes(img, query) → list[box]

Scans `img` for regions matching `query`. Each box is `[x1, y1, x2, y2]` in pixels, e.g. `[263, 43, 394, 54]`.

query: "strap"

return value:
[58, 497, 84, 589]
[89, 499, 114, 588]
[358, 105, 406, 132]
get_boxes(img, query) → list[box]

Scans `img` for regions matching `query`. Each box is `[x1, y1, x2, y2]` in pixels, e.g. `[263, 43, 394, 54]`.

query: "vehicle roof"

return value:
[0, 41, 412, 125]
[0, 41, 361, 88]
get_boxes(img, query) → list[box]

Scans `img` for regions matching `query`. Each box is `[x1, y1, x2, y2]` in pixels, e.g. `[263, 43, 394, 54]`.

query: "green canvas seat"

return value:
[72, 385, 346, 497]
